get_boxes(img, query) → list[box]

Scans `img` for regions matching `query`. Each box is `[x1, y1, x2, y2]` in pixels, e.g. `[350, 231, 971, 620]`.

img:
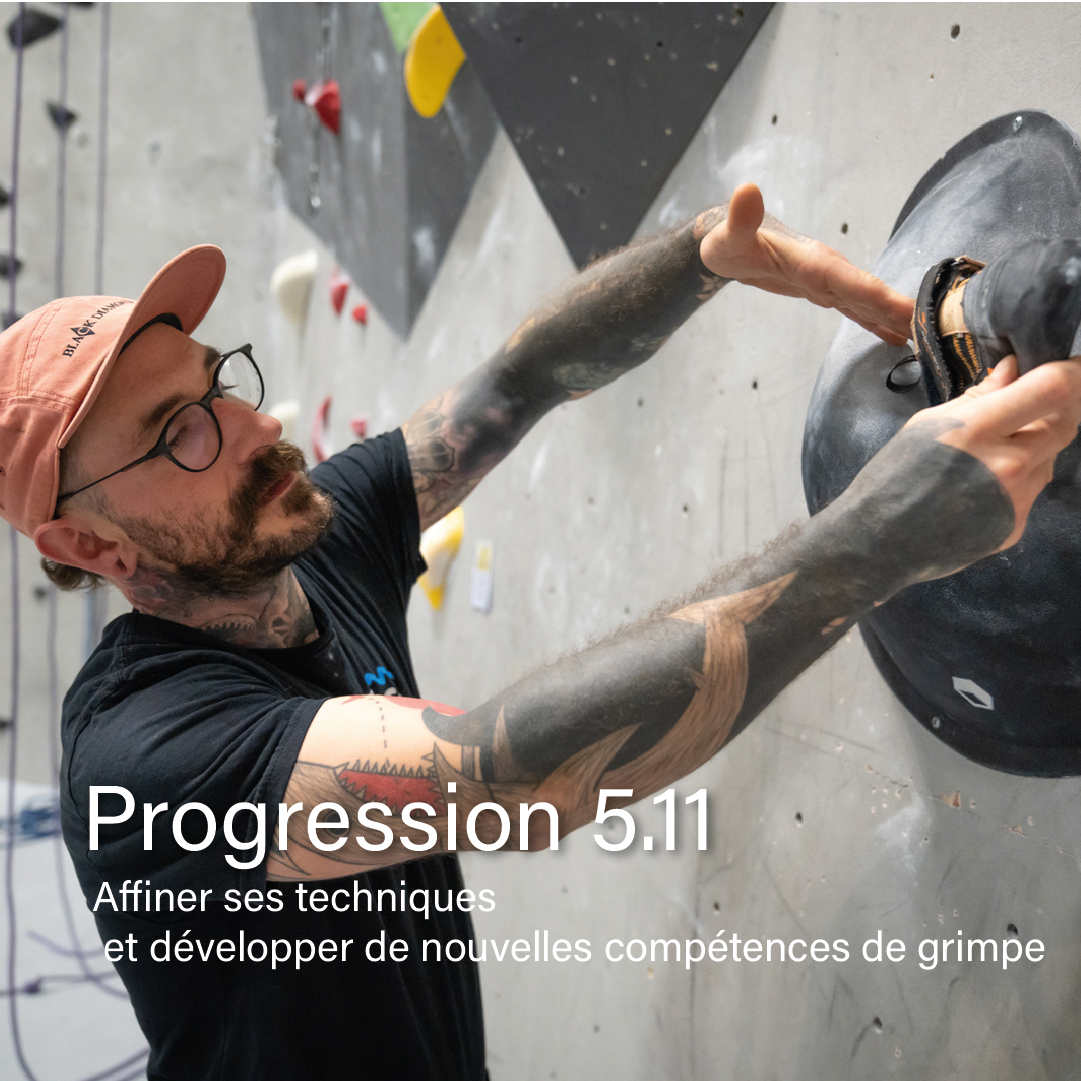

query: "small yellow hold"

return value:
[418, 505, 465, 609]
[404, 5, 466, 118]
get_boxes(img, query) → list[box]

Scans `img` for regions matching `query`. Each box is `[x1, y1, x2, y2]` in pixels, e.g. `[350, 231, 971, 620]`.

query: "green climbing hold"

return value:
[380, 2, 435, 54]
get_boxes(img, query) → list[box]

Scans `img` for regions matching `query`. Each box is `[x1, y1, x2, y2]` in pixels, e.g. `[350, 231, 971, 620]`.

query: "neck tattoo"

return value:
[124, 564, 318, 649]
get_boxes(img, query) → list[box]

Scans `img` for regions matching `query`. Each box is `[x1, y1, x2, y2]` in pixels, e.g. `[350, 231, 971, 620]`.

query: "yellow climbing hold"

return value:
[404, 5, 465, 118]
[418, 506, 465, 609]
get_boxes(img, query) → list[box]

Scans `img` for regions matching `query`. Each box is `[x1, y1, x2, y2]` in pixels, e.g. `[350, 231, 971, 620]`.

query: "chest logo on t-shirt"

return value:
[364, 666, 398, 695]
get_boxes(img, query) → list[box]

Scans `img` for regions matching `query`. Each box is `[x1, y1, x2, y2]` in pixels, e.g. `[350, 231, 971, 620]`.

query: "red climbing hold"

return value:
[291, 78, 307, 102]
[329, 267, 349, 315]
[350, 415, 368, 441]
[351, 303, 368, 326]
[305, 80, 341, 135]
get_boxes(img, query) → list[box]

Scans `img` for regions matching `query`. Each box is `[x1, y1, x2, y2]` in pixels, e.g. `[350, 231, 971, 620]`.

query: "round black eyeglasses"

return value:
[56, 344, 265, 504]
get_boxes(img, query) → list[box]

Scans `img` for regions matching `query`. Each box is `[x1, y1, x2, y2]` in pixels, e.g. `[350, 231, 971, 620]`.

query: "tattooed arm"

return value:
[403, 183, 913, 531]
[270, 356, 1081, 880]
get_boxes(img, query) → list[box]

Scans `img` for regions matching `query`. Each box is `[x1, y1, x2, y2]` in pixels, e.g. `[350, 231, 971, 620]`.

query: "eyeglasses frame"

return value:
[55, 344, 264, 506]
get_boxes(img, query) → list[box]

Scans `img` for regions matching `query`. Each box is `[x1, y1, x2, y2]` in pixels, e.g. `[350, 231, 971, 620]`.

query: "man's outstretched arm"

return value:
[272, 356, 1081, 880]
[402, 182, 914, 531]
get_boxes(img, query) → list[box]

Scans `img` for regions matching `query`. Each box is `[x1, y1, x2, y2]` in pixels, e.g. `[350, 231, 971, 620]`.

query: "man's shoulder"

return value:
[72, 610, 289, 690]
[62, 611, 320, 808]
[303, 428, 426, 598]
[63, 611, 302, 737]
[309, 428, 409, 508]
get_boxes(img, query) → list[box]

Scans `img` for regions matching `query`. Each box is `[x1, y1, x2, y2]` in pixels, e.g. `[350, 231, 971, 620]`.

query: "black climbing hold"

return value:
[47, 101, 78, 132]
[803, 110, 1081, 777]
[0, 183, 8, 208]
[0, 254, 23, 279]
[6, 7, 62, 48]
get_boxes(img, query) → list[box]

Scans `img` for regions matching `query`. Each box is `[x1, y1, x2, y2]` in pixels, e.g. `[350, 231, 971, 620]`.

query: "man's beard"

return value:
[116, 441, 334, 595]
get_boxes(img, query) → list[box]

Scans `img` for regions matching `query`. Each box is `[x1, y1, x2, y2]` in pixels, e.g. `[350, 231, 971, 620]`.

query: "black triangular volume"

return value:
[445, 3, 773, 268]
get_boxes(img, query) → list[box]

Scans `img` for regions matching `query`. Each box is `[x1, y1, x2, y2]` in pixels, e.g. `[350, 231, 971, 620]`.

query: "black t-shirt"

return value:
[60, 431, 485, 1081]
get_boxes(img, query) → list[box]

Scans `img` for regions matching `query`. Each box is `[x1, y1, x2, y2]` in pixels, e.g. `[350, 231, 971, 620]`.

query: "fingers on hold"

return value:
[874, 326, 908, 346]
[962, 360, 1079, 435]
[995, 355, 1019, 382]
[1013, 414, 1080, 458]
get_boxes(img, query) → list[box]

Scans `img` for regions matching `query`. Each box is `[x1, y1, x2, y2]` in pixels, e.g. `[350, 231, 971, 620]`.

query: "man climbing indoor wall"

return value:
[1, 183, 1078, 1079]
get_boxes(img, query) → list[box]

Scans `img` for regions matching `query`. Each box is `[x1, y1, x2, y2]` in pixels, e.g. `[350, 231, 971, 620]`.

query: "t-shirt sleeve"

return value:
[308, 429, 427, 611]
[64, 653, 323, 903]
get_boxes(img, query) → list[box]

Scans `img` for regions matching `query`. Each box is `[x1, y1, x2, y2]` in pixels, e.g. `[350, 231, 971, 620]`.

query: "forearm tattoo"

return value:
[403, 211, 730, 529]
[276, 416, 1014, 873]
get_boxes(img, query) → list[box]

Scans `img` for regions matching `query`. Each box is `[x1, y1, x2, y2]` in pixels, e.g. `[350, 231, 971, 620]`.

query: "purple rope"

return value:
[93, 3, 109, 295]
[54, 7, 69, 297]
[3, 7, 38, 1073]
[6, 8, 138, 1078]
[5, 4, 23, 322]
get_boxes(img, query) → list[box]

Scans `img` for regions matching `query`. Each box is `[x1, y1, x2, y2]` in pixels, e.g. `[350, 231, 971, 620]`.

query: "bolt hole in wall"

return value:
[840, 222, 848, 234]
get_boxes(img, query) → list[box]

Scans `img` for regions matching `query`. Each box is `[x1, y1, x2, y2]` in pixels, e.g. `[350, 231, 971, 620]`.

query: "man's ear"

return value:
[33, 515, 140, 580]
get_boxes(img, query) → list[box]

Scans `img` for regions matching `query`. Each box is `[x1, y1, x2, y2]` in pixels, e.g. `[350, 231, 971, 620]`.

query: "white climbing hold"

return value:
[266, 399, 300, 443]
[270, 250, 318, 325]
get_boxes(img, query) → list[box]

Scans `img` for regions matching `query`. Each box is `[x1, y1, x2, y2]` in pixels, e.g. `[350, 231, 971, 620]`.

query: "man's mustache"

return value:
[233, 441, 309, 522]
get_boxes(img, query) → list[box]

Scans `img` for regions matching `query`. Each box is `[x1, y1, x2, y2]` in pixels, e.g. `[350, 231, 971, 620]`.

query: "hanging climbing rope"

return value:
[83, 0, 110, 661]
[5, 8, 35, 1078]
[47, 2, 127, 1007]
[3, 6, 149, 1078]
[93, 3, 108, 296]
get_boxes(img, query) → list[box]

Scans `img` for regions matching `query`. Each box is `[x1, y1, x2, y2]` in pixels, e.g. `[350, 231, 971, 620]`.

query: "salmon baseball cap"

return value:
[0, 245, 226, 539]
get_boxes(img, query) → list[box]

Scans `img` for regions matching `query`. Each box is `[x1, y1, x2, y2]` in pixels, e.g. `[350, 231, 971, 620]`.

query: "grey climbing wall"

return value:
[252, 3, 497, 337]
[5, 5, 1081, 1081]
[444, 2, 772, 267]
